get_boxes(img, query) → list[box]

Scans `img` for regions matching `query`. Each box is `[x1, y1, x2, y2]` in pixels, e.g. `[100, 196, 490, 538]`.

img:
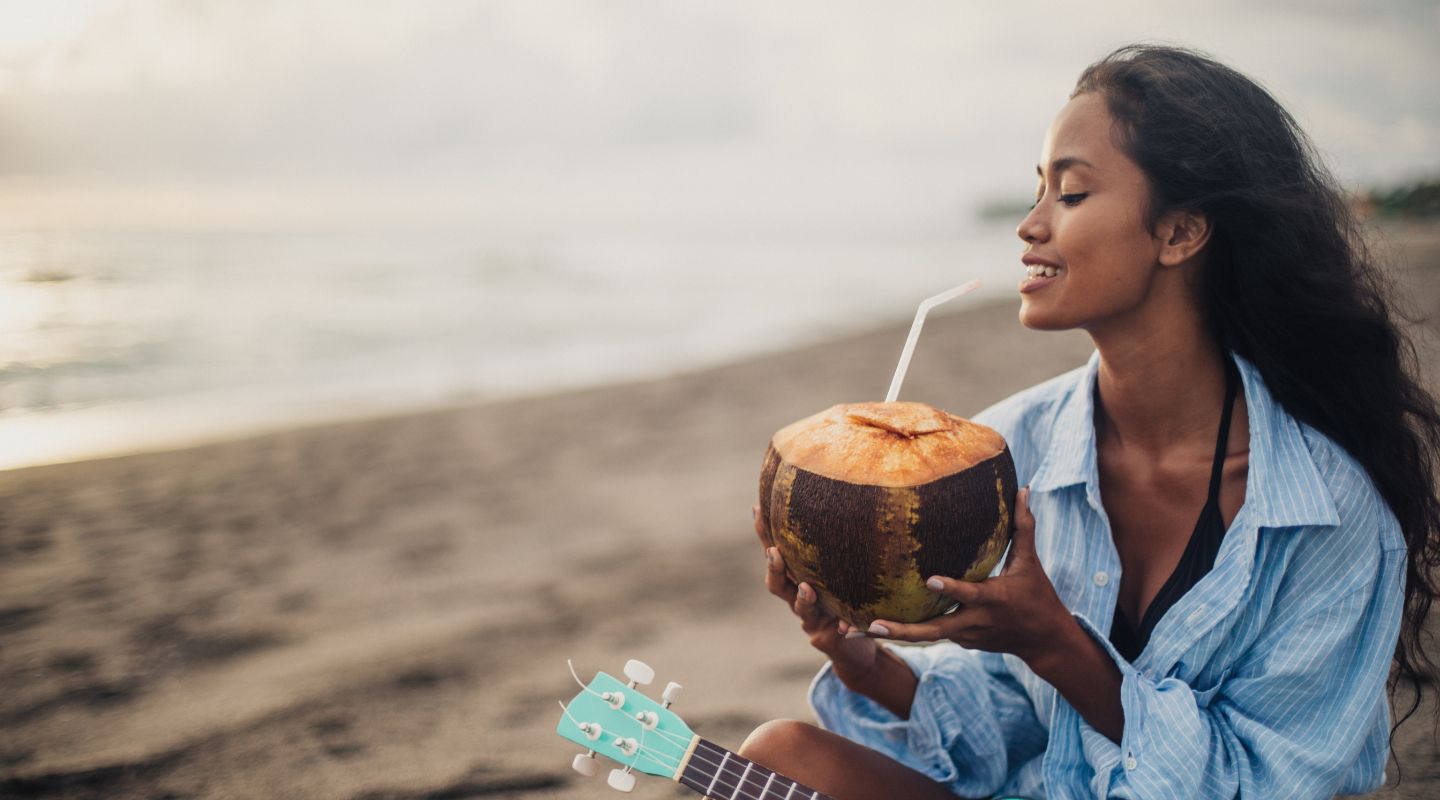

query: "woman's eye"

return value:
[1059, 192, 1088, 207]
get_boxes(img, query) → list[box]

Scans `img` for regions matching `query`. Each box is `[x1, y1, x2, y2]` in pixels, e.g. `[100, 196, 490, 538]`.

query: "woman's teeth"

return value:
[1025, 265, 1061, 279]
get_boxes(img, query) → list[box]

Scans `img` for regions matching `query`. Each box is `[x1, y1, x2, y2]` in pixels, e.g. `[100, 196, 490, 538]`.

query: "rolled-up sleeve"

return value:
[1065, 545, 1404, 799]
[808, 642, 1047, 798]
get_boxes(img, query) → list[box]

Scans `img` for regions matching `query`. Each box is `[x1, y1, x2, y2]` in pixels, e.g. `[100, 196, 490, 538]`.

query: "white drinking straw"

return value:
[884, 279, 982, 403]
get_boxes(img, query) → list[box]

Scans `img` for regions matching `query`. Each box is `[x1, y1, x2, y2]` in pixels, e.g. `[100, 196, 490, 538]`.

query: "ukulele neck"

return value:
[678, 737, 833, 800]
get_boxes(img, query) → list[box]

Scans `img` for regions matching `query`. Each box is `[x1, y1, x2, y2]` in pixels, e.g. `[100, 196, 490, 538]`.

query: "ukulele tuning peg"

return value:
[662, 681, 683, 708]
[623, 659, 654, 688]
[572, 752, 600, 777]
[607, 767, 637, 793]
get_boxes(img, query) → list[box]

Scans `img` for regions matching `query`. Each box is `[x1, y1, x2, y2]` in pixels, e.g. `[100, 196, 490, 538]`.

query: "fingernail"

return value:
[867, 622, 890, 637]
[844, 630, 866, 639]
[926, 576, 945, 591]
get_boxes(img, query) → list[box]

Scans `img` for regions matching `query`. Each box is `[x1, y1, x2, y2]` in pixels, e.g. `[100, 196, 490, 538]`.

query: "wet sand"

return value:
[2, 221, 1438, 799]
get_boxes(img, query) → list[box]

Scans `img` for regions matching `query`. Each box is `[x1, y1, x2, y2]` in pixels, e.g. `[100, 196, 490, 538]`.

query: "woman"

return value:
[742, 45, 1440, 799]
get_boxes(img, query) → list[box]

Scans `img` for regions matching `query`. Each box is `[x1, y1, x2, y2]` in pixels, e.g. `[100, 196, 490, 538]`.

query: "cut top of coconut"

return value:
[771, 401, 1008, 487]
[843, 402, 952, 437]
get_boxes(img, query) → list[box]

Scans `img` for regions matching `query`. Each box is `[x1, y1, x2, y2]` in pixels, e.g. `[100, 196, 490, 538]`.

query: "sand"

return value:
[2, 221, 1438, 799]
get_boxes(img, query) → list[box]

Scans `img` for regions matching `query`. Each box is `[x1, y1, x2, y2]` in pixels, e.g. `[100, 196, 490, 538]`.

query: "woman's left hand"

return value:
[865, 487, 1075, 666]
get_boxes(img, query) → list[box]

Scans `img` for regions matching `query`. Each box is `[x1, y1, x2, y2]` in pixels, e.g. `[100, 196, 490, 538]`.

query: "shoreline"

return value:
[0, 298, 1024, 475]
[0, 299, 1004, 476]
[1, 220, 1436, 798]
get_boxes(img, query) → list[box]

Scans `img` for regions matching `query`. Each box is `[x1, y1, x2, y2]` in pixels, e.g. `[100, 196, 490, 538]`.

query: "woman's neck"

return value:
[1089, 303, 1230, 459]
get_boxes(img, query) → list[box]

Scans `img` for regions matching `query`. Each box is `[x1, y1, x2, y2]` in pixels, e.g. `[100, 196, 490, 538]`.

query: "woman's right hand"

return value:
[753, 505, 881, 687]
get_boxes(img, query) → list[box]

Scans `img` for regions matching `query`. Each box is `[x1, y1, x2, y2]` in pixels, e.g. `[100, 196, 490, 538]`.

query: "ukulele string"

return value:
[566, 658, 591, 690]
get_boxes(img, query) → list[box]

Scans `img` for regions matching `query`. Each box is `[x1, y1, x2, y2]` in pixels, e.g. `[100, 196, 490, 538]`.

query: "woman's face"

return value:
[1015, 92, 1167, 332]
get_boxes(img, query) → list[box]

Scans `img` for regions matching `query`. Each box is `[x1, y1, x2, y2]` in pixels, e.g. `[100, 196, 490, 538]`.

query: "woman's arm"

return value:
[755, 506, 908, 710]
[809, 641, 1049, 798]
[1025, 616, 1123, 740]
[872, 487, 1127, 739]
[761, 504, 1047, 796]
[874, 486, 1406, 798]
[836, 643, 919, 720]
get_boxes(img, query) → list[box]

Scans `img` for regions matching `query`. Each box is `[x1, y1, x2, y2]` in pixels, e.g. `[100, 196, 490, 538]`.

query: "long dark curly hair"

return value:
[1072, 44, 1440, 735]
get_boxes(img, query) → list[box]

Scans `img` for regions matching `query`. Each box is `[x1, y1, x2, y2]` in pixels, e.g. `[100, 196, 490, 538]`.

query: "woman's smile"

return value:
[1019, 254, 1065, 293]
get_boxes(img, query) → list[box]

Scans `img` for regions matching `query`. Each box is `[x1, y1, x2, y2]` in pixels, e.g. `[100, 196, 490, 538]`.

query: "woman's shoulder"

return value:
[1243, 366, 1406, 612]
[1237, 350, 1403, 556]
[1293, 420, 1405, 554]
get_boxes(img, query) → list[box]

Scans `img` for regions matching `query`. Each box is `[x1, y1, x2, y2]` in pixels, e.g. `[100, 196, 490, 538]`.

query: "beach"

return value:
[2, 221, 1438, 799]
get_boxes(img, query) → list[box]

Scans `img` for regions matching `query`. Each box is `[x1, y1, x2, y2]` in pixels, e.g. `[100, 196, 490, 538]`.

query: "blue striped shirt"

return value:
[809, 350, 1406, 799]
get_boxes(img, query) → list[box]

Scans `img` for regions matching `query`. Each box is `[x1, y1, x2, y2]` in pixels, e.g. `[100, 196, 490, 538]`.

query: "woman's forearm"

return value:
[837, 645, 919, 720]
[838, 617, 1123, 735]
[1026, 617, 1125, 742]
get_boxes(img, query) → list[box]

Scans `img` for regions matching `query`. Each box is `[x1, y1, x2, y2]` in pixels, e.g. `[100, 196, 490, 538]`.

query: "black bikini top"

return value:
[1109, 358, 1240, 662]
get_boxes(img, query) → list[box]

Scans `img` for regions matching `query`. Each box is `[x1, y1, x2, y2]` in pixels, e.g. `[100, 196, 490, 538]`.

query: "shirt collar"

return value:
[1028, 350, 1338, 530]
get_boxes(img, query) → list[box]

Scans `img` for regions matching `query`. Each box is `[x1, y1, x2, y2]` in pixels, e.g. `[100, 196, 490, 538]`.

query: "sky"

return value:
[0, 0, 1436, 233]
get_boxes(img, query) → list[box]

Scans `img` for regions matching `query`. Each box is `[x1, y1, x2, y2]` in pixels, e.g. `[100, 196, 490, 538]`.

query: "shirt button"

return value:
[1125, 755, 1138, 770]
[1093, 571, 1110, 587]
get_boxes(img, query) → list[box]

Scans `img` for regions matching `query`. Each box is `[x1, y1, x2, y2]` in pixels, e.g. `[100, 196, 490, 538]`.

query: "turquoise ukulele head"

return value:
[558, 669, 696, 780]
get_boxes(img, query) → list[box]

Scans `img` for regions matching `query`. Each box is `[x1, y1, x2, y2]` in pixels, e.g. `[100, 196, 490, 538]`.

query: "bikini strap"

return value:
[1206, 358, 1240, 504]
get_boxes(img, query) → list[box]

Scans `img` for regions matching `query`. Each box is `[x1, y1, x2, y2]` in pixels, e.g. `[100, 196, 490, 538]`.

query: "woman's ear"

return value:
[1155, 208, 1212, 267]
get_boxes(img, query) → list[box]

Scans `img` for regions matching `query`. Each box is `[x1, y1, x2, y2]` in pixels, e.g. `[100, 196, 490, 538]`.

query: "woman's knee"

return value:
[738, 718, 824, 764]
[737, 719, 961, 800]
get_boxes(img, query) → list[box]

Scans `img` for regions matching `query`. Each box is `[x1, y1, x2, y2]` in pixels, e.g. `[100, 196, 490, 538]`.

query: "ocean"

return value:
[0, 221, 1024, 469]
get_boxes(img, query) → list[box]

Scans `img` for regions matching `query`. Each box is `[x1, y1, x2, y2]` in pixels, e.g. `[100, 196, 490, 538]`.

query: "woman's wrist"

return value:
[832, 644, 880, 688]
[1024, 613, 1126, 741]
[836, 645, 918, 720]
[1021, 612, 1088, 681]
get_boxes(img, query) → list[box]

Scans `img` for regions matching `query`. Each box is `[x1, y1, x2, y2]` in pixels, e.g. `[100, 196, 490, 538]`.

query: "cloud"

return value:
[0, 0, 1434, 230]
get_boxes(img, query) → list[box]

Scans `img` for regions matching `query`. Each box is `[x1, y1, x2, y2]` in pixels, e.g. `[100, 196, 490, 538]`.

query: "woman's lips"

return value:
[1019, 268, 1063, 294]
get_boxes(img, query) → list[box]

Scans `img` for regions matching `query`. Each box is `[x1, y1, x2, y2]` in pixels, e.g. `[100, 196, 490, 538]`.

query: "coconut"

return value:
[758, 401, 1016, 627]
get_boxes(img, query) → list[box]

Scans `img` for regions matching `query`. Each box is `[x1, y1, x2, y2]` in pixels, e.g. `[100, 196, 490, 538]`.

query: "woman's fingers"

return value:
[863, 618, 949, 643]
[793, 581, 826, 622]
[1002, 486, 1037, 574]
[753, 504, 776, 551]
[797, 581, 852, 651]
[765, 546, 798, 605]
[923, 575, 986, 605]
[760, 535, 840, 638]
[864, 603, 989, 645]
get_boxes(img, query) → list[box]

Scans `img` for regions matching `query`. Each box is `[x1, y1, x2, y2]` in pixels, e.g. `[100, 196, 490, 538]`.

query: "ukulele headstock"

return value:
[558, 659, 692, 792]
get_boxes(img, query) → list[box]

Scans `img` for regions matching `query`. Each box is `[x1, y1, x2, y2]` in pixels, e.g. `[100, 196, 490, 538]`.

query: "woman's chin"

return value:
[1018, 302, 1072, 331]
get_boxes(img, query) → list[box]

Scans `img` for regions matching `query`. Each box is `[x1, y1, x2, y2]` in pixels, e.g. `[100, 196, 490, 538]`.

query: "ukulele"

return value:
[557, 658, 833, 798]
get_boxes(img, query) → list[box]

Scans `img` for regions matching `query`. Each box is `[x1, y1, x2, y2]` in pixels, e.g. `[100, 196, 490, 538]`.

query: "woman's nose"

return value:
[1016, 205, 1048, 243]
